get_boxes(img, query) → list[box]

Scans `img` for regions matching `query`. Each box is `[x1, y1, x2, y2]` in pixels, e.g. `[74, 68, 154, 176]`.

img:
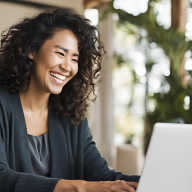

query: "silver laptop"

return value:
[137, 123, 192, 192]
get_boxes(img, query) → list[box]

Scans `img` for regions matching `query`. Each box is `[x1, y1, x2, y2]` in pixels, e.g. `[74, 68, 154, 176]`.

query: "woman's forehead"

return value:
[43, 29, 79, 54]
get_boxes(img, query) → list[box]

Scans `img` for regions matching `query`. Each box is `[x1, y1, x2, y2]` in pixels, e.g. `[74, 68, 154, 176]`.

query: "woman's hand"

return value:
[53, 179, 138, 192]
[79, 180, 138, 192]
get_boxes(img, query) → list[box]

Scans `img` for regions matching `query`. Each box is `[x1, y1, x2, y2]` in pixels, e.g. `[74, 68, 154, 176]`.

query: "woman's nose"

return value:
[60, 57, 71, 72]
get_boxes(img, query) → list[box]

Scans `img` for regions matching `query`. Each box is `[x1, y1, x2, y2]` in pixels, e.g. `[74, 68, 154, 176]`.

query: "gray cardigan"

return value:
[0, 86, 140, 192]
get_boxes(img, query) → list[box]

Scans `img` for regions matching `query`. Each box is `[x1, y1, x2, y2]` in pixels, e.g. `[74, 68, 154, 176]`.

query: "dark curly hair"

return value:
[0, 8, 106, 125]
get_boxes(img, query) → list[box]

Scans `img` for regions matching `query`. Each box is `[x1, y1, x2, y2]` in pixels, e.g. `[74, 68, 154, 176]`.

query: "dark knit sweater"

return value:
[0, 86, 140, 192]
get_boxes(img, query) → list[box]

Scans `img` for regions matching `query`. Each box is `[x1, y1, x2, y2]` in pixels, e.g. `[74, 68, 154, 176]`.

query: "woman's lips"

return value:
[50, 73, 65, 85]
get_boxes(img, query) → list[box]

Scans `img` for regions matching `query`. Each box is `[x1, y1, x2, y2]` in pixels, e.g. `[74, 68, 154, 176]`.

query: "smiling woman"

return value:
[0, 8, 102, 125]
[28, 29, 79, 94]
[0, 8, 139, 192]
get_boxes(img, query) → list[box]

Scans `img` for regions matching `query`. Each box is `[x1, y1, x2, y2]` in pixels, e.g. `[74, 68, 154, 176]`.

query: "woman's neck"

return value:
[19, 82, 50, 116]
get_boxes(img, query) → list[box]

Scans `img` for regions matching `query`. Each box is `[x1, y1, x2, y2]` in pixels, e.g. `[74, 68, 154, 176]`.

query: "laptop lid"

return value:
[137, 123, 192, 192]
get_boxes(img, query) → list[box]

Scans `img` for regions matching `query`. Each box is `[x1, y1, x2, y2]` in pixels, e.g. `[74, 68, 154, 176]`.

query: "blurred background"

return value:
[1, 0, 192, 176]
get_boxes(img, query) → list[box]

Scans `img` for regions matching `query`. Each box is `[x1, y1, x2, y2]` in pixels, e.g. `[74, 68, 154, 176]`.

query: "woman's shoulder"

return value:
[0, 85, 12, 98]
[0, 85, 16, 108]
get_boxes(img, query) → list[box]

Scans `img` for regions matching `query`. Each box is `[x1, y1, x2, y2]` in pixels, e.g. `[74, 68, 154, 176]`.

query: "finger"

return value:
[116, 181, 136, 192]
[126, 182, 138, 189]
[125, 186, 136, 192]
[120, 185, 136, 192]
[115, 181, 138, 190]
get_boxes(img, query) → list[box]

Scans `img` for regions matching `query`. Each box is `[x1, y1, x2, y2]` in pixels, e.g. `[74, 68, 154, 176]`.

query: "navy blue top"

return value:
[28, 133, 51, 177]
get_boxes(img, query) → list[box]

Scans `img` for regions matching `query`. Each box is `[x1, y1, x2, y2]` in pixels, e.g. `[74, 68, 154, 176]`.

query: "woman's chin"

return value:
[49, 87, 63, 95]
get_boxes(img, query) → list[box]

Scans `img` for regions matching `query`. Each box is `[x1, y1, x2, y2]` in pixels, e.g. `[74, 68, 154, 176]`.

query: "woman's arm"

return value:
[53, 118, 140, 192]
[53, 179, 138, 192]
[82, 118, 140, 182]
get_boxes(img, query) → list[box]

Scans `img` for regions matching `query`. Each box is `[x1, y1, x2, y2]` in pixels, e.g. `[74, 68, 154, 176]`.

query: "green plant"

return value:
[107, 0, 192, 154]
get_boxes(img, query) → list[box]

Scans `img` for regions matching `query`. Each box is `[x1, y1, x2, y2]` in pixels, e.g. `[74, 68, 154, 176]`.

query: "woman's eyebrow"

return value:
[54, 45, 79, 57]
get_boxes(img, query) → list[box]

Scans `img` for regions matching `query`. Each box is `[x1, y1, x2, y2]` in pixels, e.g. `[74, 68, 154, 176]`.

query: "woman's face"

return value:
[29, 29, 79, 94]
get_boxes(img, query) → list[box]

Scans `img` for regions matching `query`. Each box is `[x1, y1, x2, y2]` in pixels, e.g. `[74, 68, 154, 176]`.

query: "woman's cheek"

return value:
[74, 64, 78, 74]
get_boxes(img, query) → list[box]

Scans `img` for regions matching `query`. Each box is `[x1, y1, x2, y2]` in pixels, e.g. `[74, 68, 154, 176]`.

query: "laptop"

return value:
[136, 123, 192, 192]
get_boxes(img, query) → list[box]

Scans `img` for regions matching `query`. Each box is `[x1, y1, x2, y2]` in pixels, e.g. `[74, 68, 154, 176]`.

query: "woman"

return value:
[0, 8, 140, 192]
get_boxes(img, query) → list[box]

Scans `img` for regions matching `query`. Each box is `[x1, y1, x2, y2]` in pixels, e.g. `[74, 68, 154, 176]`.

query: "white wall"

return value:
[0, 0, 84, 34]
[25, 0, 84, 14]
[0, 2, 41, 34]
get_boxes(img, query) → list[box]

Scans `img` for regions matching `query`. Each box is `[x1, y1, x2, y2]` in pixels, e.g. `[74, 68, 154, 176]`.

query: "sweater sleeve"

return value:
[83, 118, 140, 183]
[0, 106, 61, 192]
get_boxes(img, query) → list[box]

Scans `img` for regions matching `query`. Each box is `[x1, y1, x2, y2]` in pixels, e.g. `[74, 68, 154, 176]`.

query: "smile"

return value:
[50, 72, 66, 80]
[49, 72, 66, 84]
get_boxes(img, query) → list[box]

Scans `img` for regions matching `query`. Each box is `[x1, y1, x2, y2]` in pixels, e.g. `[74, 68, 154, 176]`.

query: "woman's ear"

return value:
[28, 52, 35, 60]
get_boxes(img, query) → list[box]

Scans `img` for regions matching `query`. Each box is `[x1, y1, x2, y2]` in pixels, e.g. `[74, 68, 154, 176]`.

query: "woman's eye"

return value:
[72, 59, 78, 63]
[56, 52, 64, 56]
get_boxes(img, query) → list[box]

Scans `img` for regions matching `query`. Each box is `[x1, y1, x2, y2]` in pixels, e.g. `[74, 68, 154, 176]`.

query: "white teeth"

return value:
[50, 72, 66, 80]
[53, 76, 63, 83]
